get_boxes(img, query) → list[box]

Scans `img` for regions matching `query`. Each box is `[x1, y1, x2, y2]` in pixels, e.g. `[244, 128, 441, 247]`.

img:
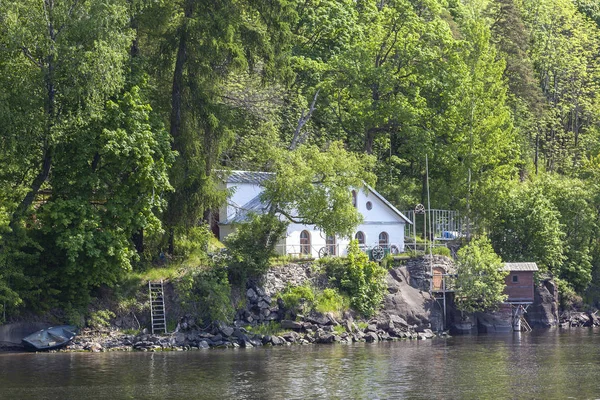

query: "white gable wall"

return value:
[354, 189, 406, 252]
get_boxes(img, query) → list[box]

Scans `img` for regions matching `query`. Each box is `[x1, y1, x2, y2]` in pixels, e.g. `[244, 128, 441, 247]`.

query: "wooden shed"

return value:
[503, 262, 538, 303]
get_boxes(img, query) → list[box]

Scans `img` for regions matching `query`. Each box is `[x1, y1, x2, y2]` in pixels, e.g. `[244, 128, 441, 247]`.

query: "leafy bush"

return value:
[173, 225, 212, 259]
[279, 284, 315, 314]
[324, 240, 387, 317]
[333, 324, 346, 335]
[454, 237, 507, 313]
[225, 213, 287, 284]
[556, 278, 583, 310]
[87, 310, 116, 329]
[431, 246, 451, 257]
[176, 266, 233, 325]
[381, 253, 395, 269]
[315, 288, 349, 315]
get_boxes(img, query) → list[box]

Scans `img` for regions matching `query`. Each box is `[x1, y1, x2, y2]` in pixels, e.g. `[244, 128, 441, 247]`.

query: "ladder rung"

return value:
[149, 280, 167, 334]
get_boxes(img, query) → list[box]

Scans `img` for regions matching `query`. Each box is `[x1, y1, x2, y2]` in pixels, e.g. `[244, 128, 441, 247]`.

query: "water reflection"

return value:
[2, 330, 600, 399]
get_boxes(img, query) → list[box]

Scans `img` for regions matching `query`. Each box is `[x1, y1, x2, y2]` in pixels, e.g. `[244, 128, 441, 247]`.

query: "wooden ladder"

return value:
[520, 316, 532, 332]
[149, 281, 167, 334]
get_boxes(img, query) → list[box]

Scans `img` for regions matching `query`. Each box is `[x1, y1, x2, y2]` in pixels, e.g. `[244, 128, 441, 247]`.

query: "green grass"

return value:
[129, 265, 183, 282]
[270, 255, 293, 266]
[315, 288, 349, 317]
[356, 321, 368, 330]
[333, 325, 346, 335]
[246, 322, 285, 336]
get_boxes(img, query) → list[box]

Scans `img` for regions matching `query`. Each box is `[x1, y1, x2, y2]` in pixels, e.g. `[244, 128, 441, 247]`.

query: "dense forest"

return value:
[2, 0, 600, 317]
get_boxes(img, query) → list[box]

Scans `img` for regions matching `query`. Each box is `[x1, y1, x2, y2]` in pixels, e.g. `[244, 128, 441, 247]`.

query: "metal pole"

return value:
[426, 155, 433, 286]
[413, 212, 417, 252]
[443, 276, 447, 330]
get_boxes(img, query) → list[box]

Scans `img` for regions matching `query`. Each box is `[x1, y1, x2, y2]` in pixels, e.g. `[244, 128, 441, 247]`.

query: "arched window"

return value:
[326, 235, 336, 255]
[300, 230, 311, 255]
[355, 231, 366, 246]
[379, 232, 389, 248]
[352, 190, 357, 208]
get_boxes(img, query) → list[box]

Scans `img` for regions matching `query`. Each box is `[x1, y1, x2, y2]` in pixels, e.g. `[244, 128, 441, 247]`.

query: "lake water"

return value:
[2, 329, 600, 399]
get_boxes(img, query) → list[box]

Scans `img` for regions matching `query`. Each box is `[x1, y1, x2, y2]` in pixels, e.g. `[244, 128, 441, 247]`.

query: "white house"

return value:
[218, 170, 412, 258]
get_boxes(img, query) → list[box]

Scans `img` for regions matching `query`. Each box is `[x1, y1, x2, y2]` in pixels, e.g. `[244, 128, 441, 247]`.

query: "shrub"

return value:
[315, 288, 349, 315]
[556, 278, 583, 310]
[333, 324, 346, 335]
[454, 237, 507, 313]
[381, 253, 395, 269]
[176, 266, 233, 326]
[279, 284, 315, 314]
[324, 240, 387, 317]
[87, 309, 116, 330]
[431, 246, 451, 257]
[173, 225, 212, 259]
[225, 213, 287, 284]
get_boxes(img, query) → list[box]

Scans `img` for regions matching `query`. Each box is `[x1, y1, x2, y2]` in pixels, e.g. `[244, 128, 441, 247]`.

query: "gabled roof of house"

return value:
[225, 170, 274, 184]
[365, 184, 413, 225]
[225, 195, 269, 224]
[503, 262, 539, 272]
[221, 170, 413, 225]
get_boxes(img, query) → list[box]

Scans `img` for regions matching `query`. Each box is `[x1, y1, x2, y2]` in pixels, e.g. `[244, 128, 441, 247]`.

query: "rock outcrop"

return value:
[526, 277, 559, 328]
[380, 266, 437, 330]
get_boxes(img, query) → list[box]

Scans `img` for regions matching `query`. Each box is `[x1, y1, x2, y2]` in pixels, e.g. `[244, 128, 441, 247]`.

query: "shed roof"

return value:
[503, 262, 539, 272]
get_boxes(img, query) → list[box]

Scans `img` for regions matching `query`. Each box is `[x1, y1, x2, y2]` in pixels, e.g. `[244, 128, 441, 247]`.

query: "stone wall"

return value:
[262, 263, 327, 297]
[406, 255, 455, 292]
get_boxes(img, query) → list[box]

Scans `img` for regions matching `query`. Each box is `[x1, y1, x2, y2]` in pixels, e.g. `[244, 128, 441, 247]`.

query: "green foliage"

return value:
[176, 267, 233, 325]
[324, 240, 386, 317]
[65, 308, 85, 328]
[263, 142, 376, 238]
[333, 324, 346, 335]
[225, 214, 287, 283]
[489, 181, 565, 272]
[87, 310, 116, 330]
[455, 237, 508, 313]
[556, 278, 583, 311]
[431, 247, 452, 258]
[172, 225, 212, 260]
[277, 285, 348, 318]
[356, 321, 368, 331]
[315, 288, 349, 316]
[5, 0, 600, 313]
[245, 321, 284, 336]
[278, 284, 315, 314]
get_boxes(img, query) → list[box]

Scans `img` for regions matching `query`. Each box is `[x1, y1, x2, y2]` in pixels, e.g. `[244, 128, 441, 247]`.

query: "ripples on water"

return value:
[1, 329, 600, 399]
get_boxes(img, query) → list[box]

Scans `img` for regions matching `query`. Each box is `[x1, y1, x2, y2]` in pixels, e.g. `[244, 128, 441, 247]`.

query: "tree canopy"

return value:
[4, 0, 600, 313]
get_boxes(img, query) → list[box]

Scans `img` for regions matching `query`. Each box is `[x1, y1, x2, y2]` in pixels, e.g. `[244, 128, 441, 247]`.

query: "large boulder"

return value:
[280, 320, 304, 330]
[526, 278, 559, 328]
[380, 266, 434, 328]
[365, 332, 379, 343]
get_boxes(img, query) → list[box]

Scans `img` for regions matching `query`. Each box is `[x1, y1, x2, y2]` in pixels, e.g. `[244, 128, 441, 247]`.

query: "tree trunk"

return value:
[10, 3, 57, 229]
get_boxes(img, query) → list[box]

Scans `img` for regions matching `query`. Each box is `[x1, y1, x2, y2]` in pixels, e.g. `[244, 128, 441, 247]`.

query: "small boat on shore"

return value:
[22, 325, 77, 351]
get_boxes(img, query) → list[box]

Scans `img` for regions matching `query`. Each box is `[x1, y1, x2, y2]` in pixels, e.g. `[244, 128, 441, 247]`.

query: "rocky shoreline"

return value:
[64, 312, 438, 353]
[559, 311, 600, 328]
